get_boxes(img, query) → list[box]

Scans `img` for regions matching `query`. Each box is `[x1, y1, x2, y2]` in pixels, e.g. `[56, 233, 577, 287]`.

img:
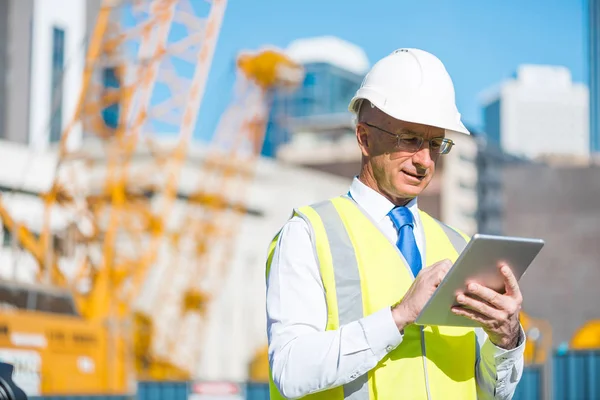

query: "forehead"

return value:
[376, 112, 445, 138]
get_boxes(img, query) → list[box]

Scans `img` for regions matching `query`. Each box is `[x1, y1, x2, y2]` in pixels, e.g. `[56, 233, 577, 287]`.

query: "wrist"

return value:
[492, 329, 521, 350]
[507, 330, 521, 349]
[391, 303, 412, 332]
[503, 337, 519, 350]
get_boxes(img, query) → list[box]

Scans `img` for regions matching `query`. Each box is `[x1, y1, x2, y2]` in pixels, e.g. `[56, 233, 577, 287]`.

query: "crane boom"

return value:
[0, 0, 228, 391]
[138, 48, 304, 377]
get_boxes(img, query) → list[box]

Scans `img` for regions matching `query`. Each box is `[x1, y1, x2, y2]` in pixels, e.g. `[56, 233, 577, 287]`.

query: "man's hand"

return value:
[391, 259, 452, 330]
[451, 263, 523, 349]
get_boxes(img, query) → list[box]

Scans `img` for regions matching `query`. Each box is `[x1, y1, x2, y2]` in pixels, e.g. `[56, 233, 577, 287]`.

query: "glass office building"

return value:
[590, 0, 600, 154]
[262, 61, 364, 157]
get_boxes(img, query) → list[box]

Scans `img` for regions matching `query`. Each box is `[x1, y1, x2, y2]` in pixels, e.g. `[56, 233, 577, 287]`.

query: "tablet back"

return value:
[414, 234, 545, 328]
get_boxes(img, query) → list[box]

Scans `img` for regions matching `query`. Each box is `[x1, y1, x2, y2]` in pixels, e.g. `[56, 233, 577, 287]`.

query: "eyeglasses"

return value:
[363, 122, 454, 155]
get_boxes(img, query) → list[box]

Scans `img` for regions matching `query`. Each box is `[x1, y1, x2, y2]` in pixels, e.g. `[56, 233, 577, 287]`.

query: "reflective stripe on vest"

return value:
[433, 219, 468, 255]
[312, 200, 370, 399]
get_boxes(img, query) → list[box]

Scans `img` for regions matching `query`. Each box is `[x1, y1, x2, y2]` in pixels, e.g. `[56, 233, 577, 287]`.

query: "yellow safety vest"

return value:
[266, 195, 478, 400]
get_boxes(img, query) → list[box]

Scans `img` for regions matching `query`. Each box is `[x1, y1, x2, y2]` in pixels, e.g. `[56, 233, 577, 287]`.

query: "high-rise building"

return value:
[0, 0, 101, 149]
[590, 0, 600, 154]
[435, 130, 479, 235]
[482, 65, 589, 160]
[262, 36, 368, 158]
[473, 129, 532, 236]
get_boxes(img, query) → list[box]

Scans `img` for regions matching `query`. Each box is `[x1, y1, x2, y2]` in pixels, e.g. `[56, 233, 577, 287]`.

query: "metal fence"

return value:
[128, 375, 550, 400]
[31, 397, 131, 400]
[27, 350, 600, 399]
[136, 370, 547, 400]
[514, 365, 543, 400]
[246, 383, 270, 400]
[137, 381, 188, 400]
[554, 350, 600, 400]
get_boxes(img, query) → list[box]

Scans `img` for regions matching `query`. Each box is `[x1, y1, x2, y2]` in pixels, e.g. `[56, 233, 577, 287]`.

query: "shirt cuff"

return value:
[482, 325, 526, 369]
[358, 307, 404, 359]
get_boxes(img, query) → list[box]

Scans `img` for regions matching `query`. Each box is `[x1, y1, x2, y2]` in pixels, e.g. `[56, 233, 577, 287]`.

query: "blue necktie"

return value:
[388, 206, 422, 278]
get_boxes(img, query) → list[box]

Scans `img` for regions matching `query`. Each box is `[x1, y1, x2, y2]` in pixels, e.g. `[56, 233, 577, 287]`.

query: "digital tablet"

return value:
[414, 233, 545, 328]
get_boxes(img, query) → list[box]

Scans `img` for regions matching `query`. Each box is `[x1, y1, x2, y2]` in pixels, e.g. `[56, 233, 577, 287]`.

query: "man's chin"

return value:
[394, 185, 422, 197]
[396, 179, 428, 197]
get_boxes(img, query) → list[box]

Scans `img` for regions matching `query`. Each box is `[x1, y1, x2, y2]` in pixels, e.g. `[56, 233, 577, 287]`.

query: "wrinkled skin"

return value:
[355, 103, 441, 205]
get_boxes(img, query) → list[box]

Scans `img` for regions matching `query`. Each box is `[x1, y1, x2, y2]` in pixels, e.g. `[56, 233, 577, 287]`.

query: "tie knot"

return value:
[388, 206, 414, 230]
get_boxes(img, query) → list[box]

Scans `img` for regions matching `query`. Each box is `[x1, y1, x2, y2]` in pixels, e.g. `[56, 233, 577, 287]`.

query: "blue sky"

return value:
[192, 0, 588, 140]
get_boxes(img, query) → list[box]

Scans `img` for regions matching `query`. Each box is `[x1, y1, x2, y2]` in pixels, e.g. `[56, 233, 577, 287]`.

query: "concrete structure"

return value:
[503, 164, 600, 346]
[0, 137, 351, 382]
[482, 65, 589, 160]
[590, 0, 600, 154]
[475, 139, 506, 236]
[196, 156, 351, 381]
[0, 0, 100, 149]
[438, 131, 478, 235]
[473, 129, 533, 236]
[0, 0, 7, 142]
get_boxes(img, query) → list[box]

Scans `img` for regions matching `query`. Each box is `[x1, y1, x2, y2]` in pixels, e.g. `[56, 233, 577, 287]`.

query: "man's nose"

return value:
[412, 145, 434, 169]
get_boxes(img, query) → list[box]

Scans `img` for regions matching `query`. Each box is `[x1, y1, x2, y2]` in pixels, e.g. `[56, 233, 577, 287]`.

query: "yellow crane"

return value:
[133, 48, 304, 380]
[0, 0, 227, 393]
[0, 0, 305, 395]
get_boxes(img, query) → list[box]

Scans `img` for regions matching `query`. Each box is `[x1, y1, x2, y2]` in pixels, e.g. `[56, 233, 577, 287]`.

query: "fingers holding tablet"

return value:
[452, 262, 523, 349]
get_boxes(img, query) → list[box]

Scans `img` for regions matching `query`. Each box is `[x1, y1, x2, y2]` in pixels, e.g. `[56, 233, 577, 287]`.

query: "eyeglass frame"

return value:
[362, 122, 455, 155]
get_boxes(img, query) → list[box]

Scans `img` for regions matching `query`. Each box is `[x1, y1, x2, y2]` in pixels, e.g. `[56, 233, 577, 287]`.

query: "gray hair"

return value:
[352, 99, 375, 127]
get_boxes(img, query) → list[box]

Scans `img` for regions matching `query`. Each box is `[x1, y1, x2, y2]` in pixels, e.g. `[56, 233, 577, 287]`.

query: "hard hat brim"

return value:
[349, 91, 471, 136]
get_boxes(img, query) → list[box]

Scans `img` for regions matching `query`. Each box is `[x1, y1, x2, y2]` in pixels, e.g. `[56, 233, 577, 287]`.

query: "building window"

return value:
[101, 67, 120, 130]
[338, 76, 358, 112]
[304, 72, 316, 87]
[2, 225, 12, 247]
[459, 180, 474, 190]
[483, 99, 501, 146]
[49, 27, 65, 143]
[459, 153, 476, 164]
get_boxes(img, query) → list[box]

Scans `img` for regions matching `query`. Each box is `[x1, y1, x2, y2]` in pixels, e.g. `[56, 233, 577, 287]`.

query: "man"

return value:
[265, 48, 526, 400]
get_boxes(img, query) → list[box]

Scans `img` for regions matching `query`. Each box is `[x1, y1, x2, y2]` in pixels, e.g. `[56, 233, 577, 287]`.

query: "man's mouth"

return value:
[402, 170, 425, 180]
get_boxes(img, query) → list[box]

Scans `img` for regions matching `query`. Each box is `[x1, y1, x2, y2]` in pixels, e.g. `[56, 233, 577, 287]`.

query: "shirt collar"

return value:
[348, 176, 419, 225]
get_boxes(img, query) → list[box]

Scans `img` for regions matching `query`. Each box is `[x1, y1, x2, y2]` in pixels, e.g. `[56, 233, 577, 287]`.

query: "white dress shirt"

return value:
[266, 177, 526, 399]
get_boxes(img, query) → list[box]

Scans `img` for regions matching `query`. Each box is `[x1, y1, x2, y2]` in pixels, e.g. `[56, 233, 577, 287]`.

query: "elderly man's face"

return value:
[357, 107, 443, 202]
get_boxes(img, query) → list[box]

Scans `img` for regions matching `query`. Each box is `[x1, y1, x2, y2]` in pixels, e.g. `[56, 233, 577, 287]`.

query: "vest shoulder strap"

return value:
[420, 211, 471, 254]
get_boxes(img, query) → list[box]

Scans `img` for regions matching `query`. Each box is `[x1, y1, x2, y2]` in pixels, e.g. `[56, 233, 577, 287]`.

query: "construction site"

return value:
[0, 0, 347, 395]
[0, 0, 598, 399]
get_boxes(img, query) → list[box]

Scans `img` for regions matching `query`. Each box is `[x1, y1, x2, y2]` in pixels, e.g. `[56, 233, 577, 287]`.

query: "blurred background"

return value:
[0, 0, 598, 399]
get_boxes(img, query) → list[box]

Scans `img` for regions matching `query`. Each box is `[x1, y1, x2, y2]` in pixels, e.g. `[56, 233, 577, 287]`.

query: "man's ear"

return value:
[356, 123, 370, 157]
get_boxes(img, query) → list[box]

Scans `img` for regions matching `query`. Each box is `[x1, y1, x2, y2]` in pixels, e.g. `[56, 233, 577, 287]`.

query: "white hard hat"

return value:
[349, 48, 470, 135]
